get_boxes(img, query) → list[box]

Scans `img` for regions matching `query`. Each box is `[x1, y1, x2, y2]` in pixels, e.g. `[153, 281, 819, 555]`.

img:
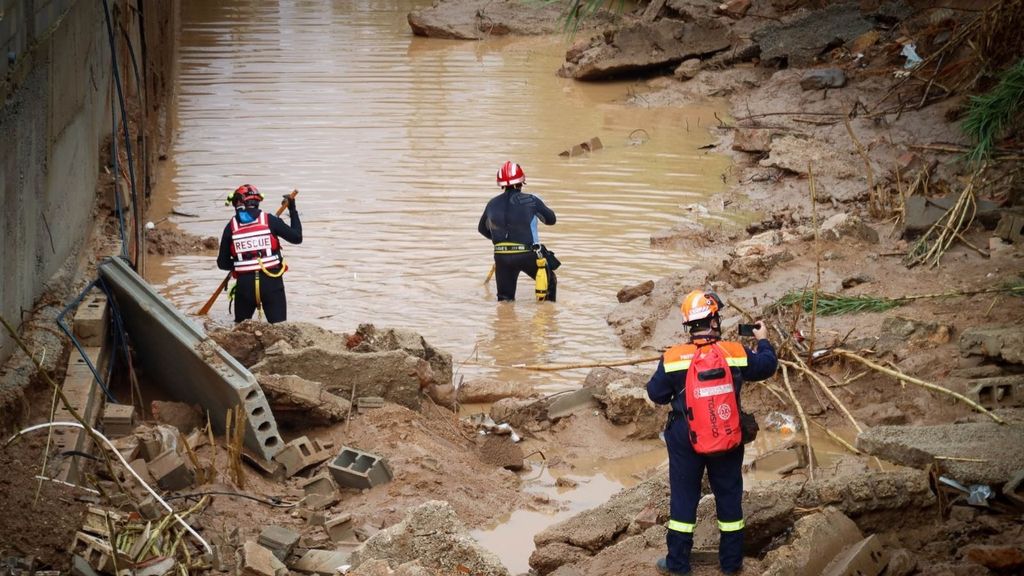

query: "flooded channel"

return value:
[150, 1, 740, 570]
[148, 0, 733, 394]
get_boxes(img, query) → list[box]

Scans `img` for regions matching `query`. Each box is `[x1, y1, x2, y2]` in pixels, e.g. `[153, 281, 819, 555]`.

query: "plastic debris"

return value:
[764, 411, 801, 434]
[901, 43, 922, 69]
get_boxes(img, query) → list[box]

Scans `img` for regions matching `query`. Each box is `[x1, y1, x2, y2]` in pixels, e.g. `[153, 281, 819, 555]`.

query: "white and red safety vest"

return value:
[229, 212, 282, 275]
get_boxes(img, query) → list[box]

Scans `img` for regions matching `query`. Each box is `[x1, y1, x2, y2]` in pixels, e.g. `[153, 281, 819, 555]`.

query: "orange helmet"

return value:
[680, 290, 723, 324]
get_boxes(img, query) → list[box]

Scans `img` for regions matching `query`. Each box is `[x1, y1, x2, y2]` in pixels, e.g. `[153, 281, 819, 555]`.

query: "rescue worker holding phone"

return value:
[646, 290, 778, 576]
[217, 184, 302, 323]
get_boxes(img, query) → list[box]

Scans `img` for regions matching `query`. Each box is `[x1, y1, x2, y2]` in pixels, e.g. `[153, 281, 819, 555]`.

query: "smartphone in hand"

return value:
[738, 323, 757, 337]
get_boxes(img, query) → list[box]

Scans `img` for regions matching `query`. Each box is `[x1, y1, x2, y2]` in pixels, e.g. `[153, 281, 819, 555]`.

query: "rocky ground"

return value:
[1, 1, 1023, 576]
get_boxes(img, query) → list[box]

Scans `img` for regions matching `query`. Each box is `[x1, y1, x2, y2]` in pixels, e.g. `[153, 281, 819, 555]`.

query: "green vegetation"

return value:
[962, 58, 1024, 164]
[771, 283, 1024, 316]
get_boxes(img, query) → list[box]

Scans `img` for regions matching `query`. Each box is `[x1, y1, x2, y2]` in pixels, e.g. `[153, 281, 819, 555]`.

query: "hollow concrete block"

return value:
[328, 446, 393, 490]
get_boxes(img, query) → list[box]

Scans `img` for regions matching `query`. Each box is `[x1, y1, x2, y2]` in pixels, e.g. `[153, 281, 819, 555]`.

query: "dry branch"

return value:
[834, 349, 1005, 424]
[780, 364, 815, 481]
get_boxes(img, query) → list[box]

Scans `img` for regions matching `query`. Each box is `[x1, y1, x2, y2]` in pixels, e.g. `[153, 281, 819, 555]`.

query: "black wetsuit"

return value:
[478, 187, 556, 301]
[217, 206, 302, 323]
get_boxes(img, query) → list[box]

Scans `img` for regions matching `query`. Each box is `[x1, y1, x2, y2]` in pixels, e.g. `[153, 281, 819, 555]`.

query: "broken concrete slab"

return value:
[820, 213, 879, 243]
[292, 548, 355, 575]
[258, 526, 300, 562]
[324, 513, 355, 543]
[547, 387, 599, 421]
[255, 374, 351, 425]
[995, 210, 1024, 244]
[559, 19, 732, 80]
[251, 348, 427, 411]
[903, 195, 1002, 237]
[616, 280, 655, 304]
[823, 534, 889, 576]
[356, 396, 385, 413]
[301, 473, 337, 498]
[349, 500, 509, 576]
[240, 541, 287, 576]
[407, 0, 581, 40]
[98, 257, 283, 460]
[732, 128, 772, 153]
[959, 325, 1024, 365]
[753, 2, 873, 67]
[762, 507, 862, 576]
[856, 423, 1024, 485]
[350, 323, 453, 388]
[328, 446, 393, 489]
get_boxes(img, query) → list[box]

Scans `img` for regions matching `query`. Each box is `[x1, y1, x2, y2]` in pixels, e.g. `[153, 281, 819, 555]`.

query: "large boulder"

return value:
[349, 500, 510, 576]
[959, 326, 1024, 365]
[559, 19, 732, 80]
[408, 0, 592, 40]
[752, 2, 873, 66]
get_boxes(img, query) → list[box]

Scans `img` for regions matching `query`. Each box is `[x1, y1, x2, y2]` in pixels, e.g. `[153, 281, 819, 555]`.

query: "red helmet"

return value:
[232, 184, 263, 206]
[496, 161, 525, 188]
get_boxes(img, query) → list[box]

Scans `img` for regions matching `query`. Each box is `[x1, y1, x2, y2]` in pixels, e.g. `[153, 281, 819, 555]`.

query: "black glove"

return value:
[283, 194, 297, 212]
[740, 411, 759, 445]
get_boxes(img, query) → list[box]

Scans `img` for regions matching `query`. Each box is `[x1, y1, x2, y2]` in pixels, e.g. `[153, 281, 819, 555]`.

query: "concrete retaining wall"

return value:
[0, 0, 176, 370]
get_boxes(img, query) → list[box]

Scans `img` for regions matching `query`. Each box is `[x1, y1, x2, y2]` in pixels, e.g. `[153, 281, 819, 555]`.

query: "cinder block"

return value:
[70, 532, 117, 574]
[327, 447, 393, 490]
[823, 534, 890, 576]
[148, 450, 194, 492]
[272, 436, 333, 478]
[356, 396, 384, 413]
[73, 292, 108, 346]
[968, 376, 1024, 409]
[301, 474, 337, 498]
[138, 496, 163, 520]
[304, 493, 340, 511]
[102, 403, 136, 437]
[273, 437, 313, 478]
[127, 459, 156, 486]
[323, 513, 354, 543]
[257, 525, 300, 562]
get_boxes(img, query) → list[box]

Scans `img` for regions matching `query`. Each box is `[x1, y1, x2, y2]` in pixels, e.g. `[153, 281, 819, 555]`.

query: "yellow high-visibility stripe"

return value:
[494, 242, 530, 254]
[667, 520, 695, 533]
[718, 519, 745, 532]
[664, 360, 692, 373]
[726, 357, 747, 367]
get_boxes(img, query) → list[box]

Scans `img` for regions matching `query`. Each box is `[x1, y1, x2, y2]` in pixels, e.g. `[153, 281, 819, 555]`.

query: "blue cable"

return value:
[56, 280, 117, 402]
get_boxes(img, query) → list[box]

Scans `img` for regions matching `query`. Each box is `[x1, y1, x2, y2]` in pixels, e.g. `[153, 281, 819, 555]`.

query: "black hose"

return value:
[101, 0, 141, 270]
[165, 491, 299, 508]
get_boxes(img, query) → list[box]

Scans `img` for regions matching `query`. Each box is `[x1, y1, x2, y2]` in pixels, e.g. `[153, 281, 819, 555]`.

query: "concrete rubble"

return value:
[856, 422, 1024, 486]
[255, 374, 352, 425]
[348, 501, 510, 576]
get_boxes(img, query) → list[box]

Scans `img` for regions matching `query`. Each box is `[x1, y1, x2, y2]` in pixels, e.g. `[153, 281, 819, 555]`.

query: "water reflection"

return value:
[152, 0, 733, 392]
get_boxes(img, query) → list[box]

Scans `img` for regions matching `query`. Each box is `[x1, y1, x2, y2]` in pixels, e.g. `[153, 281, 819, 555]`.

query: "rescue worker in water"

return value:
[217, 184, 302, 323]
[478, 161, 557, 301]
[646, 290, 778, 576]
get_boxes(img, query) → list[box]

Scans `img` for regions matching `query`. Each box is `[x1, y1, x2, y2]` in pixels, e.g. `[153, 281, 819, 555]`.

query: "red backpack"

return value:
[685, 344, 742, 454]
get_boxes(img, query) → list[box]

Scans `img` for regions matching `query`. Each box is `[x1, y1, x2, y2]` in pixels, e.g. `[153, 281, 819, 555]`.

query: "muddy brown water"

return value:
[147, 0, 745, 570]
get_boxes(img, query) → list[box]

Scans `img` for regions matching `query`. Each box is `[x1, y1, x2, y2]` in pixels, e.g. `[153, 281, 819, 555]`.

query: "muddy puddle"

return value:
[147, 0, 733, 395]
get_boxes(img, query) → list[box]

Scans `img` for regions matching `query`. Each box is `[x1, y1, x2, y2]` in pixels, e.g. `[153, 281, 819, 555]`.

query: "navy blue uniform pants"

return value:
[493, 252, 556, 302]
[665, 416, 745, 574]
[233, 270, 287, 324]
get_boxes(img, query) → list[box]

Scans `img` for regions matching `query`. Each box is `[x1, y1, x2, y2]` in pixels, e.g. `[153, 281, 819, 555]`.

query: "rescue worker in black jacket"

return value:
[217, 184, 302, 323]
[646, 290, 778, 576]
[478, 161, 556, 301]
